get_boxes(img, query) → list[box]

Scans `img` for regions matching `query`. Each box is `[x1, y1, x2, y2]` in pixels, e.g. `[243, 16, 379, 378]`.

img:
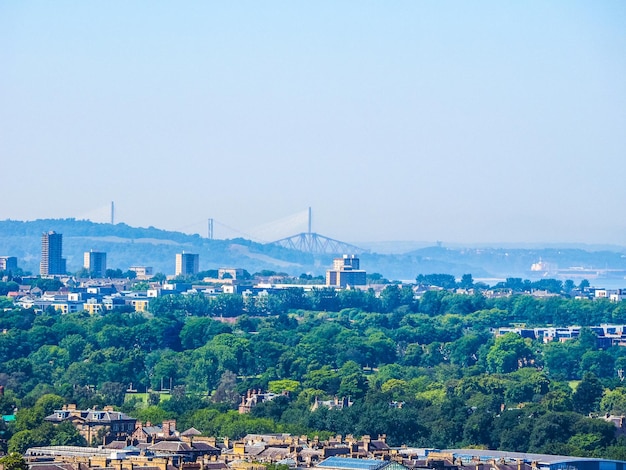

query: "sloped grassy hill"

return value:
[0, 219, 316, 276]
[1, 219, 625, 281]
[0, 219, 496, 279]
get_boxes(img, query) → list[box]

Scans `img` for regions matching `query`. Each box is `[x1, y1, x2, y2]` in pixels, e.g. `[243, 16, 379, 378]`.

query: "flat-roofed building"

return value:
[326, 254, 366, 288]
[441, 448, 626, 470]
[175, 252, 199, 276]
[84, 250, 107, 278]
[219, 268, 245, 280]
[129, 266, 153, 280]
[40, 231, 66, 275]
[0, 256, 17, 272]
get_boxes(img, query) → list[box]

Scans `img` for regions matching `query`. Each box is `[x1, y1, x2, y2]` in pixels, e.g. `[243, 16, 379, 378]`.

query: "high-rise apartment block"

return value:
[0, 256, 18, 272]
[40, 231, 66, 275]
[326, 254, 366, 287]
[0, 256, 17, 271]
[84, 250, 107, 278]
[175, 252, 199, 276]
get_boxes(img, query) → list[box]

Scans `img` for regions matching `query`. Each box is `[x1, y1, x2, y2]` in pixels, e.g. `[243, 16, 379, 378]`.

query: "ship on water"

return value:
[530, 258, 626, 284]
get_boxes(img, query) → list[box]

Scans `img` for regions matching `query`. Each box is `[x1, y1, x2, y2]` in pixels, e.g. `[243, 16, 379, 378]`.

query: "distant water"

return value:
[590, 278, 626, 289]
[403, 277, 626, 289]
[472, 277, 625, 289]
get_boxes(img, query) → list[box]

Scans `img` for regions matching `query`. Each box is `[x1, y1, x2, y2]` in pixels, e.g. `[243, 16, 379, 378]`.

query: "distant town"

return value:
[1, 230, 626, 317]
[3, 230, 626, 468]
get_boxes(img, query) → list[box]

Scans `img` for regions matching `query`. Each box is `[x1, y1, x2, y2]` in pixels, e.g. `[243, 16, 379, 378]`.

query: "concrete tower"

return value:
[40, 231, 66, 275]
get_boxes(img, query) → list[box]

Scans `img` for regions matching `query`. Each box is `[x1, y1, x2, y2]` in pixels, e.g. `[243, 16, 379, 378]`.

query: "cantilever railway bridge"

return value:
[267, 207, 367, 255]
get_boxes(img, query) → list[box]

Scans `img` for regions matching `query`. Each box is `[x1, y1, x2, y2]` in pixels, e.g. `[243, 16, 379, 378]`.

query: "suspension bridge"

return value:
[79, 203, 365, 255]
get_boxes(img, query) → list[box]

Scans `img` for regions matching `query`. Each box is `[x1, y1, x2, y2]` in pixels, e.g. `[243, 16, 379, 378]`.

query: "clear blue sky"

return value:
[1, 1, 625, 245]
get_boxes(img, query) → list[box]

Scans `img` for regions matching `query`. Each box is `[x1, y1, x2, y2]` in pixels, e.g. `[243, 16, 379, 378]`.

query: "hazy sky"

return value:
[1, 2, 625, 245]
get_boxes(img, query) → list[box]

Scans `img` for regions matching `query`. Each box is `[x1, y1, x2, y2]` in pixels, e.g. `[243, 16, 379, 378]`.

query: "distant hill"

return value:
[1, 219, 626, 285]
[0, 219, 317, 276]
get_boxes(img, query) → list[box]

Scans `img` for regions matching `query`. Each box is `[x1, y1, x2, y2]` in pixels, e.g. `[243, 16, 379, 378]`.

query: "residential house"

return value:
[311, 396, 353, 411]
[238, 390, 287, 414]
[44, 404, 136, 445]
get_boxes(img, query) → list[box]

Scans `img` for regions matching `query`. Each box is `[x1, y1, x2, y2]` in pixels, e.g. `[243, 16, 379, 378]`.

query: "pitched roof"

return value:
[244, 444, 266, 456]
[30, 464, 77, 470]
[104, 441, 128, 449]
[149, 440, 193, 452]
[367, 440, 390, 451]
[204, 463, 228, 470]
[191, 442, 220, 452]
[257, 447, 291, 459]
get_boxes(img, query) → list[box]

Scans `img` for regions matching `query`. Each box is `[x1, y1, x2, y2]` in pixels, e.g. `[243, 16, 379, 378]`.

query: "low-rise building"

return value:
[130, 266, 154, 280]
[311, 396, 353, 411]
[238, 390, 288, 414]
[44, 404, 136, 445]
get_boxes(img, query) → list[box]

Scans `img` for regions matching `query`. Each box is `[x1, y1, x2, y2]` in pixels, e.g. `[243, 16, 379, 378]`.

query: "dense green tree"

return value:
[463, 410, 494, 447]
[416, 274, 457, 289]
[418, 290, 446, 315]
[0, 452, 29, 470]
[380, 285, 402, 312]
[543, 342, 580, 380]
[486, 333, 533, 374]
[8, 429, 40, 454]
[0, 282, 19, 296]
[491, 409, 532, 452]
[579, 350, 615, 379]
[29, 278, 63, 292]
[50, 421, 87, 446]
[448, 332, 490, 368]
[303, 367, 341, 395]
[213, 371, 240, 404]
[600, 387, 626, 415]
[527, 412, 581, 453]
[459, 274, 474, 289]
[573, 373, 604, 414]
[337, 361, 368, 399]
[180, 317, 232, 350]
[99, 382, 128, 406]
[3, 282, 626, 453]
[541, 388, 574, 412]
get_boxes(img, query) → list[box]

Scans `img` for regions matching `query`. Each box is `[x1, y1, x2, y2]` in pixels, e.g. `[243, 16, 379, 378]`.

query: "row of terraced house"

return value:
[19, 405, 626, 470]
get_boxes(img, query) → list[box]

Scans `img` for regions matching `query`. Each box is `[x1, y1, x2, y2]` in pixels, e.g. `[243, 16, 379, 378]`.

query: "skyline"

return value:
[1, 2, 625, 245]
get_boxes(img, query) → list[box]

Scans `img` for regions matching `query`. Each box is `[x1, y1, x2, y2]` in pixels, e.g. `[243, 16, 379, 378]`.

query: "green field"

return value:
[124, 392, 172, 407]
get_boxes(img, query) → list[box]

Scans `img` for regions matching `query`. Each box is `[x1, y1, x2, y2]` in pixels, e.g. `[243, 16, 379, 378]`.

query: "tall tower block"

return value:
[40, 231, 66, 275]
[175, 252, 199, 276]
[84, 250, 107, 278]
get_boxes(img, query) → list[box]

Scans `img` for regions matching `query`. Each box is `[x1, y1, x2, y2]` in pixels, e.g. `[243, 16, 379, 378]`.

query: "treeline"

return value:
[147, 285, 626, 325]
[2, 291, 626, 458]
